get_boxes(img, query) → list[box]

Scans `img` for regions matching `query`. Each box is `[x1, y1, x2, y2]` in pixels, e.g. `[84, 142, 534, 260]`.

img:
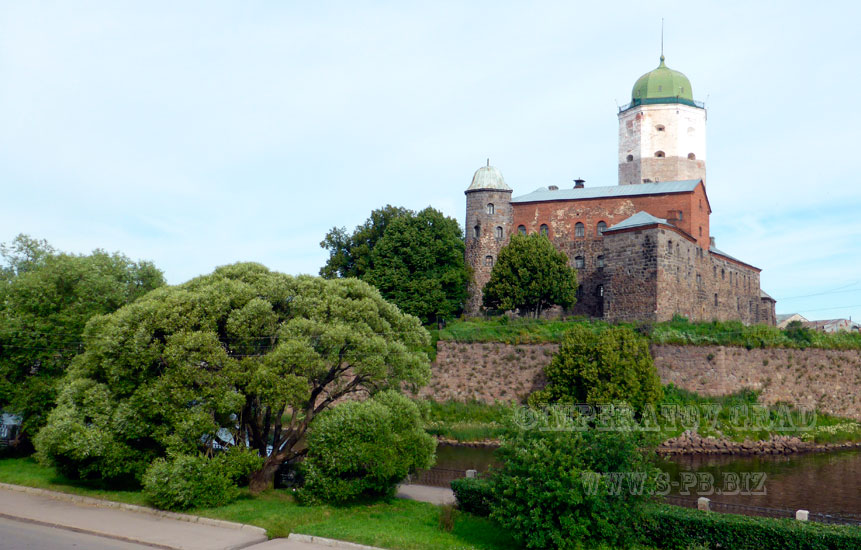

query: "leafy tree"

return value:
[0, 236, 164, 447]
[489, 428, 657, 550]
[319, 205, 411, 279]
[300, 390, 436, 504]
[531, 324, 663, 412]
[365, 207, 470, 324]
[35, 263, 430, 493]
[482, 233, 578, 318]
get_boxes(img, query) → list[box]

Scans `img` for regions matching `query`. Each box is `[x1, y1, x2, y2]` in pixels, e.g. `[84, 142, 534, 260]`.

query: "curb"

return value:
[0, 482, 268, 538]
[288, 534, 386, 550]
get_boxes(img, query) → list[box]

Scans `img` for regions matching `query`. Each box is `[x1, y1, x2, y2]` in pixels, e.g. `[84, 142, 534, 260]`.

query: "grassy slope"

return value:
[0, 457, 514, 550]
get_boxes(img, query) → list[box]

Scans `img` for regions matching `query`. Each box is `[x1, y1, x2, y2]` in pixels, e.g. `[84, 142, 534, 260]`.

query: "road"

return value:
[0, 516, 158, 549]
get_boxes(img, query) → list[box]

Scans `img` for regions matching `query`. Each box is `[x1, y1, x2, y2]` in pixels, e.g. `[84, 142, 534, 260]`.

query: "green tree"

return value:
[532, 324, 663, 412]
[300, 390, 436, 504]
[35, 263, 430, 493]
[319, 205, 411, 279]
[482, 233, 577, 318]
[365, 207, 470, 324]
[0, 236, 164, 447]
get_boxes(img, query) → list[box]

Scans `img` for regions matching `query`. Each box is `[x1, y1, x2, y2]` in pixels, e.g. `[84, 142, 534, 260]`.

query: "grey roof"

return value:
[606, 211, 668, 232]
[466, 163, 511, 192]
[776, 313, 803, 323]
[511, 179, 701, 203]
[760, 289, 775, 300]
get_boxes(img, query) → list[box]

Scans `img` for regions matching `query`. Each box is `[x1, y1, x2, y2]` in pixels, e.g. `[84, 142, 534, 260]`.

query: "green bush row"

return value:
[436, 316, 861, 351]
[450, 476, 493, 517]
[641, 504, 861, 550]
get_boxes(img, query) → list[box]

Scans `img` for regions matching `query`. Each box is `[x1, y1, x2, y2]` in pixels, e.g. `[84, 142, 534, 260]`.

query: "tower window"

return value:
[654, 151, 665, 158]
[596, 255, 604, 268]
[517, 225, 526, 235]
[597, 284, 604, 297]
[597, 221, 607, 235]
[626, 154, 634, 162]
[699, 226, 703, 237]
[667, 240, 673, 255]
[575, 256, 585, 269]
[688, 153, 696, 160]
[575, 222, 585, 237]
[473, 225, 480, 238]
[485, 255, 494, 267]
[721, 268, 725, 280]
[697, 274, 702, 288]
[495, 226, 503, 239]
[540, 224, 549, 236]
[715, 294, 719, 307]
[656, 124, 665, 132]
[486, 203, 494, 215]
[713, 266, 717, 277]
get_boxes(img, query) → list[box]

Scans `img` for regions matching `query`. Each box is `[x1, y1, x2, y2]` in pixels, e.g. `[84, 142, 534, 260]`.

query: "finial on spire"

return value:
[486, 158, 490, 167]
[661, 18, 664, 58]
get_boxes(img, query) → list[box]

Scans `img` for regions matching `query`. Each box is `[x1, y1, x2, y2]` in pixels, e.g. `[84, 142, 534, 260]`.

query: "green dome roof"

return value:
[631, 55, 695, 106]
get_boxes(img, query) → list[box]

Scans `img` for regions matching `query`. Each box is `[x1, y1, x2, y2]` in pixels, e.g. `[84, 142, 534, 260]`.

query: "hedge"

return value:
[641, 504, 861, 550]
[450, 476, 493, 517]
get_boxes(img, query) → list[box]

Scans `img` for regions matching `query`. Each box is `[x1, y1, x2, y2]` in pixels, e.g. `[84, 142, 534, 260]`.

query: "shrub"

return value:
[299, 391, 436, 504]
[488, 428, 658, 549]
[641, 504, 861, 550]
[535, 324, 663, 412]
[142, 454, 239, 510]
[451, 476, 493, 516]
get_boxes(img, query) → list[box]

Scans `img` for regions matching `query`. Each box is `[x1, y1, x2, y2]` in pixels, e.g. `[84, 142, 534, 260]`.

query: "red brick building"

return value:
[464, 56, 776, 324]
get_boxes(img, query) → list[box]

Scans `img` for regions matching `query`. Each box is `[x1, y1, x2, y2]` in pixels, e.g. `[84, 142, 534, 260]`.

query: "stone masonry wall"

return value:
[425, 341, 861, 420]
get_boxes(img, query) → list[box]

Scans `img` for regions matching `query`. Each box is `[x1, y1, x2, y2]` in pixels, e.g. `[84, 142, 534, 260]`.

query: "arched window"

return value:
[667, 240, 673, 255]
[655, 150, 665, 158]
[721, 268, 725, 280]
[713, 266, 717, 277]
[486, 203, 494, 215]
[688, 152, 696, 160]
[596, 255, 604, 268]
[539, 224, 549, 236]
[495, 226, 503, 239]
[715, 294, 719, 307]
[656, 124, 665, 132]
[485, 255, 493, 267]
[575, 222, 585, 237]
[473, 225, 480, 238]
[597, 221, 607, 235]
[517, 225, 526, 235]
[699, 226, 703, 237]
[626, 154, 634, 162]
[597, 284, 604, 297]
[574, 256, 585, 269]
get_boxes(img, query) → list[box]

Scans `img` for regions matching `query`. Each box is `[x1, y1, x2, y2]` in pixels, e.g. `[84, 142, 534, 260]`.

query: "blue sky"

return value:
[1, 1, 859, 322]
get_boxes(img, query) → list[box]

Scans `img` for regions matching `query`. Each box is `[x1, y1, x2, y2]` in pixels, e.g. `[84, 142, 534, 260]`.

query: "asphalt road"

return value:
[0, 516, 158, 550]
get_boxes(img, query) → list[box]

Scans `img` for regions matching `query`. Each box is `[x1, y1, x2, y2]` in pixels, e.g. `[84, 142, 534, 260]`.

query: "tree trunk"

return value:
[248, 458, 282, 494]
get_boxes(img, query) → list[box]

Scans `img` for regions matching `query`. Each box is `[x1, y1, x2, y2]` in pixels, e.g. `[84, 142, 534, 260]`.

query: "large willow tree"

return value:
[36, 263, 430, 492]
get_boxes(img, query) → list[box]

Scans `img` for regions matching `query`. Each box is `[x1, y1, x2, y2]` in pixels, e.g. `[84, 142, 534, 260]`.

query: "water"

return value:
[433, 443, 861, 520]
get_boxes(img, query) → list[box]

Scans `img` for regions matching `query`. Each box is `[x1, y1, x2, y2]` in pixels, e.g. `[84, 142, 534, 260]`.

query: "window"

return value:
[696, 274, 702, 288]
[699, 199, 703, 211]
[486, 203, 495, 215]
[596, 255, 604, 268]
[699, 226, 703, 237]
[715, 294, 719, 307]
[688, 152, 696, 160]
[677, 211, 683, 221]
[576, 285, 583, 299]
[721, 268, 725, 280]
[540, 224, 549, 236]
[626, 154, 634, 162]
[517, 225, 526, 235]
[597, 284, 604, 297]
[575, 256, 585, 269]
[667, 240, 673, 254]
[495, 226, 503, 239]
[656, 124, 665, 132]
[655, 151, 665, 158]
[485, 255, 493, 267]
[597, 221, 607, 235]
[575, 222, 585, 237]
[713, 266, 717, 278]
[473, 225, 480, 238]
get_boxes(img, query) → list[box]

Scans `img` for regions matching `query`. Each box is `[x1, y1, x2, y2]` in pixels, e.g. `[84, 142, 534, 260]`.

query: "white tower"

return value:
[618, 55, 706, 186]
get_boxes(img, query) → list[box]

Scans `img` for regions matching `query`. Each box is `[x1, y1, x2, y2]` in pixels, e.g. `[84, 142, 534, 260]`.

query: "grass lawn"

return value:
[0, 457, 515, 550]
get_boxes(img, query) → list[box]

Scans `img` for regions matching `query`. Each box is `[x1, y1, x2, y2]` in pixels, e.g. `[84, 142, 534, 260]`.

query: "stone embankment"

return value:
[657, 430, 861, 456]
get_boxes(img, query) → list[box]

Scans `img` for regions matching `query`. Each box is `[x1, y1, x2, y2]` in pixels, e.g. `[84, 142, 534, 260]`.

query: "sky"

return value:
[1, 1, 859, 322]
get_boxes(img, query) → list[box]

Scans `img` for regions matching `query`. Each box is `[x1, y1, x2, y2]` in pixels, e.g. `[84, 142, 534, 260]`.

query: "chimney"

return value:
[573, 178, 585, 189]
[548, 185, 559, 191]
[709, 236, 716, 248]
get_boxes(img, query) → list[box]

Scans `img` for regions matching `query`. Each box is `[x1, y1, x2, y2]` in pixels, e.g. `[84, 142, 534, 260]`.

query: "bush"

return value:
[488, 428, 657, 549]
[451, 476, 493, 517]
[641, 504, 861, 550]
[534, 324, 663, 412]
[142, 454, 239, 510]
[299, 391, 436, 504]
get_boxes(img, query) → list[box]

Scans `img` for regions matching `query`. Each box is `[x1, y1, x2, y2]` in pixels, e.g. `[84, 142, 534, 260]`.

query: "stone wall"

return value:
[425, 341, 861, 420]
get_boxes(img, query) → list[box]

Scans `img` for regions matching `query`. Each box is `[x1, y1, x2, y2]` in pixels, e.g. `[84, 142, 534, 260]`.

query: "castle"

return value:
[464, 55, 776, 325]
